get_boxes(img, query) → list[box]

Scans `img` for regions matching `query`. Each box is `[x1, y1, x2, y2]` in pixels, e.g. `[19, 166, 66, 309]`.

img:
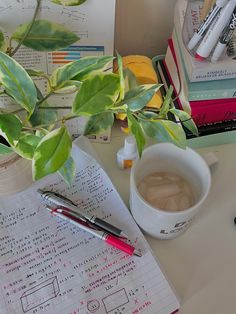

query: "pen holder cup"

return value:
[181, 0, 236, 62]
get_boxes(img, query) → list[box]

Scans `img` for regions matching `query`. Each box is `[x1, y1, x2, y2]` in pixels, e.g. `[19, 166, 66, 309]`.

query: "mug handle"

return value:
[203, 152, 218, 171]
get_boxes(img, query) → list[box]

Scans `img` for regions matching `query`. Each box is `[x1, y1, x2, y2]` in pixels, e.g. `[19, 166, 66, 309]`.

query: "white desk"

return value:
[92, 127, 236, 314]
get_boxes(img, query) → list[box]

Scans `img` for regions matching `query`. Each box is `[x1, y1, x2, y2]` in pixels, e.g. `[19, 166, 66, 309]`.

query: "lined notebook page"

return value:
[0, 138, 180, 314]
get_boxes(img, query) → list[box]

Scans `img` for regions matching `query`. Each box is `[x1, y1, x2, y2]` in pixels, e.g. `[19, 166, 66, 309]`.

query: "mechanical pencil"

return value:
[187, 0, 229, 50]
[195, 0, 236, 60]
[211, 7, 236, 62]
[38, 189, 128, 238]
[46, 207, 142, 257]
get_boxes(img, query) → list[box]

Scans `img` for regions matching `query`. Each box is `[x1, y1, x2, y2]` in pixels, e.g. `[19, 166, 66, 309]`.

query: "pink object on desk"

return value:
[48, 207, 141, 257]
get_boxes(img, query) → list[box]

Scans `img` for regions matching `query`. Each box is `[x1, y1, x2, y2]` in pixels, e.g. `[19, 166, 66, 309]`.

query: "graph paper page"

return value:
[0, 137, 180, 314]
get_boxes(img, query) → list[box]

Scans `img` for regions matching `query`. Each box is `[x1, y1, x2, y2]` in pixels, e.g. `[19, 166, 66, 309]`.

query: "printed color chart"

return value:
[47, 45, 105, 71]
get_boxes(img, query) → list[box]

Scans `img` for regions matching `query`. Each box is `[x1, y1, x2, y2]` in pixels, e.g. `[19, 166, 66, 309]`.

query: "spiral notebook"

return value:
[0, 136, 180, 314]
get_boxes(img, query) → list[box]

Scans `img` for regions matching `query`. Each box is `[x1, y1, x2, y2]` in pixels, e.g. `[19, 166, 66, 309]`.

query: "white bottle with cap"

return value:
[117, 135, 138, 169]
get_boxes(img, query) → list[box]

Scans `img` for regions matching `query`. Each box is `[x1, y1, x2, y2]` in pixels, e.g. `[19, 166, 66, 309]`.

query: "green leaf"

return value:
[12, 20, 79, 51]
[53, 80, 82, 93]
[36, 129, 49, 138]
[58, 156, 76, 187]
[0, 30, 6, 52]
[0, 52, 37, 113]
[159, 85, 173, 116]
[0, 113, 22, 145]
[170, 108, 199, 136]
[121, 84, 157, 112]
[33, 126, 72, 180]
[51, 77, 82, 94]
[139, 110, 159, 119]
[84, 112, 114, 135]
[30, 108, 55, 127]
[123, 68, 138, 91]
[141, 119, 187, 149]
[0, 143, 13, 155]
[15, 133, 41, 160]
[51, 56, 114, 88]
[26, 69, 48, 78]
[127, 110, 145, 156]
[73, 73, 120, 116]
[30, 85, 57, 128]
[51, 0, 87, 5]
[116, 52, 125, 101]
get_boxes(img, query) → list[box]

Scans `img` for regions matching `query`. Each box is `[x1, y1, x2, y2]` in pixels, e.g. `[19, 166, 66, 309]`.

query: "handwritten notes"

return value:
[0, 138, 180, 314]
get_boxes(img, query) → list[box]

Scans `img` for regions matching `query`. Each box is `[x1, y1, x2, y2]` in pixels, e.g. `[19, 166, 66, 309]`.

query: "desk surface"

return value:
[92, 127, 236, 314]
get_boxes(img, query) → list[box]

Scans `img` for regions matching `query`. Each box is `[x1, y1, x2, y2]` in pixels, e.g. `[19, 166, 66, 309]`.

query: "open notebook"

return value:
[0, 136, 180, 314]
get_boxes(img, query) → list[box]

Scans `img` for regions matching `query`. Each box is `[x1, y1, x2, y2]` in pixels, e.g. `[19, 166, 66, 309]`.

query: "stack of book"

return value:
[157, 0, 236, 138]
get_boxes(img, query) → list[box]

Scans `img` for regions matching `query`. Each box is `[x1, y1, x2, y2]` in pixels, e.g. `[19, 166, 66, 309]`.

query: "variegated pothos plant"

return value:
[0, 0, 198, 186]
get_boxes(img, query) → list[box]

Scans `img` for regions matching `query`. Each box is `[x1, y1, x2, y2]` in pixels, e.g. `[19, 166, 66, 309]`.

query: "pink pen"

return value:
[46, 207, 142, 257]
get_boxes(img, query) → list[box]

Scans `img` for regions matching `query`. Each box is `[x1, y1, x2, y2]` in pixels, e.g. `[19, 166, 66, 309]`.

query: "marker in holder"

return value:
[195, 0, 236, 60]
[181, 0, 235, 63]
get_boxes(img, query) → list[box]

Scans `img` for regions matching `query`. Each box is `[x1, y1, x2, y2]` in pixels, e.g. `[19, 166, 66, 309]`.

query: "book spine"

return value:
[193, 120, 236, 138]
[174, 0, 236, 82]
[172, 32, 236, 101]
[162, 52, 236, 126]
[157, 59, 236, 137]
[191, 103, 236, 126]
[157, 60, 193, 138]
[163, 46, 191, 113]
[182, 111, 236, 138]
[188, 89, 236, 102]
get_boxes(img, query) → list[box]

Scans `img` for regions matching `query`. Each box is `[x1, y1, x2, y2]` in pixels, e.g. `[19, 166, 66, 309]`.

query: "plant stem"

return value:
[38, 106, 72, 110]
[10, 105, 72, 115]
[133, 112, 165, 122]
[63, 114, 78, 121]
[10, 0, 41, 57]
[10, 108, 27, 114]
[22, 114, 78, 131]
[36, 92, 53, 106]
[111, 104, 128, 111]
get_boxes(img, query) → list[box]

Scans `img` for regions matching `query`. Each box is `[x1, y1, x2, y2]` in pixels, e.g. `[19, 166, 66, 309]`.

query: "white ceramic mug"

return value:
[130, 143, 213, 239]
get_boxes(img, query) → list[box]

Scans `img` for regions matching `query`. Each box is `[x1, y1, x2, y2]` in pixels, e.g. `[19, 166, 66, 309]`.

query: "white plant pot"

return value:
[0, 153, 33, 197]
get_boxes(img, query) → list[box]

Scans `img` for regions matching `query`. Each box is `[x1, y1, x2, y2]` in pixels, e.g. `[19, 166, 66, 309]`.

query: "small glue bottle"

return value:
[116, 135, 138, 169]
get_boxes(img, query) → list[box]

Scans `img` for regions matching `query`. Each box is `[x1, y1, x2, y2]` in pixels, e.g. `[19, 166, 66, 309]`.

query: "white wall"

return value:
[115, 0, 177, 58]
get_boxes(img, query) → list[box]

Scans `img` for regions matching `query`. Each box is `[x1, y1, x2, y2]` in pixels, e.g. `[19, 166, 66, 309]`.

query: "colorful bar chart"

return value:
[47, 45, 105, 71]
[51, 52, 81, 64]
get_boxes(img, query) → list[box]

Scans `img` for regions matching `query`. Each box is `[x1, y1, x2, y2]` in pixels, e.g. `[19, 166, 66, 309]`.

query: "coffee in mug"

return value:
[130, 143, 212, 239]
[138, 171, 195, 212]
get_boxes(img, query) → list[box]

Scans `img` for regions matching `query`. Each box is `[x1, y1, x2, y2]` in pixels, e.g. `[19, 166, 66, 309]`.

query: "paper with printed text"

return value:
[0, 0, 115, 142]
